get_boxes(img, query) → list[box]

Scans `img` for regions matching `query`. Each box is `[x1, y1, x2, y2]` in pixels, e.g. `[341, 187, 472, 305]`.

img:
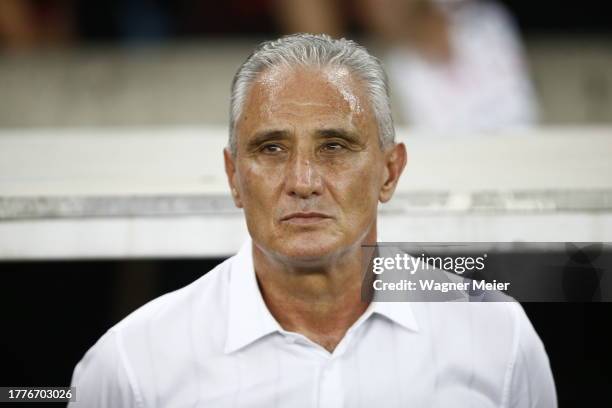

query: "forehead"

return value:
[237, 65, 376, 132]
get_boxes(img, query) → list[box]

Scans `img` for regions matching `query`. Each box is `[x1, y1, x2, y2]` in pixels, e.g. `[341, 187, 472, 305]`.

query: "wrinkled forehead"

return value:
[242, 64, 374, 124]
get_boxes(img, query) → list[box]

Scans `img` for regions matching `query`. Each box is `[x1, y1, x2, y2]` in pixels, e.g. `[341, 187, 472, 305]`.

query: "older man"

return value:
[70, 34, 556, 407]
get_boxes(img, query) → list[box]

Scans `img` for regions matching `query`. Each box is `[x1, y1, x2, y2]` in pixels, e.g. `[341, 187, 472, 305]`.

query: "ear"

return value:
[379, 142, 407, 203]
[224, 148, 243, 208]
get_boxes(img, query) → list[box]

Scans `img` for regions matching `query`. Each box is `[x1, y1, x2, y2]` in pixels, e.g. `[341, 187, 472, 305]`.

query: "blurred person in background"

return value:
[0, 0, 75, 49]
[0, 1, 285, 48]
[275, 0, 539, 132]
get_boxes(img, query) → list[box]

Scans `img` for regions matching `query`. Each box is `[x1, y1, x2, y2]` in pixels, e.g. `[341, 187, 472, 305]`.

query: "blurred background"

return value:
[0, 0, 611, 406]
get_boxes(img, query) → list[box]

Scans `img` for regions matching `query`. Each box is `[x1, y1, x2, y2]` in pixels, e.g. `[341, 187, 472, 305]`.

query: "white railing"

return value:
[1, 126, 611, 259]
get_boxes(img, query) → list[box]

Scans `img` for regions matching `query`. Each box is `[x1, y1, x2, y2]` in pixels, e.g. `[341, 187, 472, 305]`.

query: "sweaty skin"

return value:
[224, 65, 407, 351]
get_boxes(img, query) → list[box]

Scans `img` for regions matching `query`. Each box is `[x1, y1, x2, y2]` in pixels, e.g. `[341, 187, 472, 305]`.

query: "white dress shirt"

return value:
[69, 239, 557, 407]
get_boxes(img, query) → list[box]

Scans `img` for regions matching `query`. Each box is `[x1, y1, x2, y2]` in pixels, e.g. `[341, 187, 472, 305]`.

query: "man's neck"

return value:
[253, 243, 370, 353]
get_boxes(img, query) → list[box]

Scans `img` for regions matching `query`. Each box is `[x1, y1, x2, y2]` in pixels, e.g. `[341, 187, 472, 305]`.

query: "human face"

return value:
[225, 65, 406, 264]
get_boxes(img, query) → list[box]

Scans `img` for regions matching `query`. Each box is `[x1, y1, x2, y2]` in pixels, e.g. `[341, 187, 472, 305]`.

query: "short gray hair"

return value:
[229, 33, 395, 155]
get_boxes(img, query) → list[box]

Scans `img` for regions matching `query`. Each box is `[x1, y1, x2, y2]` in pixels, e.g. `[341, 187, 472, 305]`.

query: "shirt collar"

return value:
[224, 239, 420, 353]
[367, 243, 420, 332]
[224, 238, 282, 354]
[371, 301, 420, 333]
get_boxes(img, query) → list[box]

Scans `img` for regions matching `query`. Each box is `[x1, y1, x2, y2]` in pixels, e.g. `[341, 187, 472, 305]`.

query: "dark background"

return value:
[74, 0, 610, 39]
[8, 0, 611, 45]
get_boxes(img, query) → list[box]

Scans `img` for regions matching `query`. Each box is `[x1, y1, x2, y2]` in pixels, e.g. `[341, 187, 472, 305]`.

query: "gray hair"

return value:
[229, 33, 395, 155]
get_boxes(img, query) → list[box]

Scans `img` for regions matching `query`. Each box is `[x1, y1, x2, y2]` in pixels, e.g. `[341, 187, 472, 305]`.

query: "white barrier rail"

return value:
[1, 126, 611, 259]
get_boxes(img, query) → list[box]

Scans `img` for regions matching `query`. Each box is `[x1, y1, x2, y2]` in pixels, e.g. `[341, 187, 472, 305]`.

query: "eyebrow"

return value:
[245, 127, 363, 150]
[246, 129, 291, 150]
[315, 128, 362, 145]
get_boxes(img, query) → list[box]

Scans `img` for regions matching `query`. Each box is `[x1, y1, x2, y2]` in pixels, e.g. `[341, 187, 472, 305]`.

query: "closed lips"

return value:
[281, 212, 331, 221]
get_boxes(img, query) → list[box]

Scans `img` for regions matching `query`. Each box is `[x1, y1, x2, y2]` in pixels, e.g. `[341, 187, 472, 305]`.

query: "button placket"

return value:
[318, 358, 344, 408]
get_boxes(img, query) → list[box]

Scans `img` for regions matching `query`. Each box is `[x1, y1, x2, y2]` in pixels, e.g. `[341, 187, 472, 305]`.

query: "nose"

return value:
[285, 151, 324, 199]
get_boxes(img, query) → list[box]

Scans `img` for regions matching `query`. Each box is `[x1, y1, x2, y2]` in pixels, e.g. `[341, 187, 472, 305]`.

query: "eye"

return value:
[321, 142, 345, 152]
[260, 144, 284, 154]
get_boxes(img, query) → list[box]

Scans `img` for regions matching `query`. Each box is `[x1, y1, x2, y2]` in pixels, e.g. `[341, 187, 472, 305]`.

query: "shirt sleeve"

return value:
[68, 329, 142, 408]
[506, 303, 558, 408]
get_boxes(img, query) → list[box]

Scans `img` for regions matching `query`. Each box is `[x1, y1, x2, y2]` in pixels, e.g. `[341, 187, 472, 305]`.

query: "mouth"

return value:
[280, 212, 333, 225]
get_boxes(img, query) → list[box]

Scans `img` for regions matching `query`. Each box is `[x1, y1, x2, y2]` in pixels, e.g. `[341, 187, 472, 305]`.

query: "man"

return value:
[69, 34, 556, 407]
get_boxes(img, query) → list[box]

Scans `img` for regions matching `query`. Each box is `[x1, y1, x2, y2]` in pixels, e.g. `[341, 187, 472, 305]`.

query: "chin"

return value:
[271, 232, 351, 264]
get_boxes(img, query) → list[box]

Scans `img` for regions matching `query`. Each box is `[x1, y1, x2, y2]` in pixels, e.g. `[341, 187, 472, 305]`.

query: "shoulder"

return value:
[504, 303, 558, 407]
[114, 257, 232, 335]
[69, 256, 235, 406]
[424, 300, 541, 350]
[420, 301, 556, 407]
[421, 299, 522, 344]
[107, 256, 234, 362]
[68, 328, 142, 407]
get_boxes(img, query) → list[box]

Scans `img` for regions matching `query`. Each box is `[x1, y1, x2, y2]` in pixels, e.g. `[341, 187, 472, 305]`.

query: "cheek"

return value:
[238, 162, 284, 207]
[325, 156, 383, 214]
